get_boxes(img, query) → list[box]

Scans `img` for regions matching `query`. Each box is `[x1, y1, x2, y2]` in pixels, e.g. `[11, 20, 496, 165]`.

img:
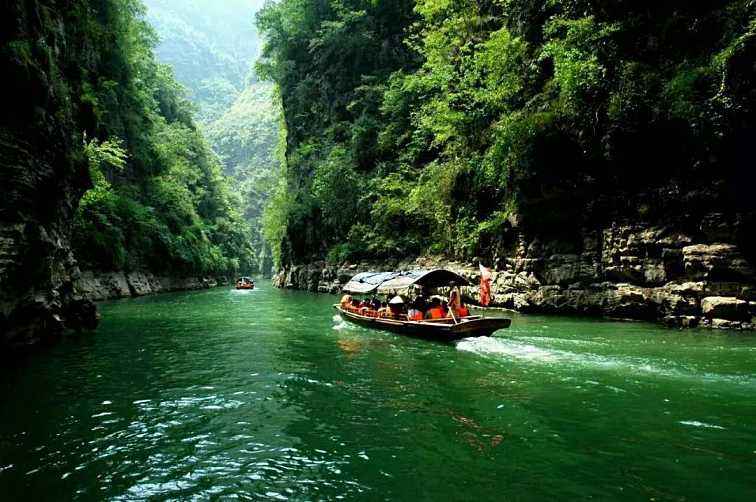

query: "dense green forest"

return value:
[144, 0, 266, 123]
[258, 0, 756, 268]
[144, 0, 281, 274]
[70, 0, 256, 276]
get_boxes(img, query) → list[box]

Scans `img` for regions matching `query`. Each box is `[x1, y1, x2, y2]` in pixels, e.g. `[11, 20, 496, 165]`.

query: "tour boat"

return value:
[334, 269, 511, 341]
[236, 277, 255, 290]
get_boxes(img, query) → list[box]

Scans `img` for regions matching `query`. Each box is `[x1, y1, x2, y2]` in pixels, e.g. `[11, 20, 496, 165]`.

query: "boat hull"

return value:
[334, 306, 510, 341]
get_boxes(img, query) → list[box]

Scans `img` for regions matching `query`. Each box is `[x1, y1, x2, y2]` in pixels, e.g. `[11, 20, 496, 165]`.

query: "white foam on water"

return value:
[514, 335, 608, 348]
[333, 321, 350, 331]
[456, 337, 560, 362]
[456, 336, 756, 388]
[679, 420, 726, 430]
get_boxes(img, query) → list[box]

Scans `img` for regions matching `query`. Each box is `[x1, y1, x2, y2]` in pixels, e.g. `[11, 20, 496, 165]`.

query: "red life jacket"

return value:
[428, 307, 444, 319]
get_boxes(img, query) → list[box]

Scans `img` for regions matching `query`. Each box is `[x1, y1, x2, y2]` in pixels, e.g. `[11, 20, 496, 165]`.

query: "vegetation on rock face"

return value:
[258, 0, 756, 268]
[70, 0, 255, 276]
[204, 84, 282, 274]
[144, 0, 281, 275]
[143, 0, 266, 123]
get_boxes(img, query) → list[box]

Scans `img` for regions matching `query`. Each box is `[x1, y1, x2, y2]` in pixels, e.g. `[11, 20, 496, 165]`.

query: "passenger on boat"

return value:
[457, 303, 470, 318]
[441, 300, 451, 318]
[358, 299, 371, 313]
[448, 284, 462, 311]
[340, 294, 352, 307]
[413, 291, 428, 313]
[388, 296, 405, 318]
[371, 297, 382, 311]
[425, 298, 445, 319]
[407, 298, 424, 321]
[378, 302, 391, 318]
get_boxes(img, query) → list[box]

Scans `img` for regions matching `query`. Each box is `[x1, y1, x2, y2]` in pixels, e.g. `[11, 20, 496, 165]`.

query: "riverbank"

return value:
[74, 271, 230, 302]
[274, 225, 756, 330]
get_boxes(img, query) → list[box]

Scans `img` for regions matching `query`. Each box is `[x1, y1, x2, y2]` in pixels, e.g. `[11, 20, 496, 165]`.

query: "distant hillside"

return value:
[144, 0, 280, 274]
[205, 84, 279, 178]
[143, 0, 265, 122]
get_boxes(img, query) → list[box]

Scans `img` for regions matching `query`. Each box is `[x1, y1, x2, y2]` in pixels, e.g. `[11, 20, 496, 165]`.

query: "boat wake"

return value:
[455, 337, 756, 387]
[332, 315, 352, 331]
[679, 420, 726, 430]
[456, 337, 559, 362]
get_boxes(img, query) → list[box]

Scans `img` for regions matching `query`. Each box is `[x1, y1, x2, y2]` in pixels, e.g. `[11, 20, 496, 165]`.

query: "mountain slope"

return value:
[144, 0, 281, 274]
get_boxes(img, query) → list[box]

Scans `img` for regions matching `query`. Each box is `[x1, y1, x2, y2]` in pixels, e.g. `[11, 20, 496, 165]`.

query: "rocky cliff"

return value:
[0, 0, 101, 350]
[74, 271, 228, 301]
[274, 218, 756, 330]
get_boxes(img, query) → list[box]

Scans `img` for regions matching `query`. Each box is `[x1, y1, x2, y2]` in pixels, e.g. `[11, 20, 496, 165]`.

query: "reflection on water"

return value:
[0, 285, 755, 501]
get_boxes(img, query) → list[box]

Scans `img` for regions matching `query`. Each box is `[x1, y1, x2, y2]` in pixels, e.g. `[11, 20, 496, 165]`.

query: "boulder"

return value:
[539, 254, 599, 286]
[528, 286, 578, 314]
[709, 318, 746, 330]
[513, 271, 540, 291]
[701, 296, 749, 321]
[653, 290, 699, 317]
[600, 284, 655, 320]
[643, 260, 667, 285]
[99, 273, 130, 298]
[742, 286, 756, 301]
[494, 292, 531, 311]
[663, 316, 700, 328]
[663, 281, 705, 297]
[682, 244, 755, 281]
[539, 254, 581, 285]
[126, 272, 154, 296]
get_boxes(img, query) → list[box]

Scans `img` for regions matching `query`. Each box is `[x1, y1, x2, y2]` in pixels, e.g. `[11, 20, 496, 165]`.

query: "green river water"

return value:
[1, 284, 755, 501]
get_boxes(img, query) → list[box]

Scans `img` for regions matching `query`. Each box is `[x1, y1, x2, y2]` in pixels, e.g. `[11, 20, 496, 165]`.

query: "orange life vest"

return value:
[428, 307, 445, 319]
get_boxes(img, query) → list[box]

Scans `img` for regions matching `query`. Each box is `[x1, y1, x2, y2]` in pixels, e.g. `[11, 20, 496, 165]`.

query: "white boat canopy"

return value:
[342, 272, 402, 294]
[342, 269, 470, 295]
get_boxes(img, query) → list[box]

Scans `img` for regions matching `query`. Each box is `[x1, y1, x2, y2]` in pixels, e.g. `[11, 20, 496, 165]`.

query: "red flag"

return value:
[479, 264, 492, 306]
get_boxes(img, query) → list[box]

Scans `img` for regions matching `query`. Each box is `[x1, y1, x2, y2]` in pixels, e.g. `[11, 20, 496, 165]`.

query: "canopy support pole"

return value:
[448, 307, 459, 325]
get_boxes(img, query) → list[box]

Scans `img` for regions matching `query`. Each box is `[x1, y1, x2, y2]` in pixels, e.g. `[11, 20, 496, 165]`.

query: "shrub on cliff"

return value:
[70, 0, 255, 276]
[258, 0, 756, 266]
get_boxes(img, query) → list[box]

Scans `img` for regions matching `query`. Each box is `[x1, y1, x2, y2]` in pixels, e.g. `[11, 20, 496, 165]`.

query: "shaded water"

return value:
[1, 284, 755, 500]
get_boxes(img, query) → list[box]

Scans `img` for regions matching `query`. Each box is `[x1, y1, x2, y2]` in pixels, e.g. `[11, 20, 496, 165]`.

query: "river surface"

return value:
[1, 284, 755, 501]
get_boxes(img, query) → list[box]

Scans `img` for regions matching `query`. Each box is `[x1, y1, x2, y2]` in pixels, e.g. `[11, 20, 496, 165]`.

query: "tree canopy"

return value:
[71, 0, 256, 276]
[258, 0, 756, 267]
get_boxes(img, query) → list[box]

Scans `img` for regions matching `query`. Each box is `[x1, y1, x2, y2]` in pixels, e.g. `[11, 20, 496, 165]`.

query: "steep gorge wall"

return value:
[275, 217, 756, 330]
[0, 1, 99, 350]
[74, 271, 228, 301]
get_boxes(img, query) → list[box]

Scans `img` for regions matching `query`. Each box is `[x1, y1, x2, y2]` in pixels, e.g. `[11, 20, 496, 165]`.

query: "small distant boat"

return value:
[334, 269, 511, 341]
[236, 277, 255, 290]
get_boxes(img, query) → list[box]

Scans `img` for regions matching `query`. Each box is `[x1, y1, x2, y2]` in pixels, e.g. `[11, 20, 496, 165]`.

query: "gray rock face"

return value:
[74, 271, 227, 302]
[701, 296, 750, 321]
[274, 220, 755, 330]
[0, 1, 103, 350]
[683, 244, 754, 281]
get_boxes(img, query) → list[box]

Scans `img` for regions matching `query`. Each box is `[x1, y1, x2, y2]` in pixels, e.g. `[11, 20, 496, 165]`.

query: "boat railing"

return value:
[338, 304, 409, 321]
[338, 304, 481, 323]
